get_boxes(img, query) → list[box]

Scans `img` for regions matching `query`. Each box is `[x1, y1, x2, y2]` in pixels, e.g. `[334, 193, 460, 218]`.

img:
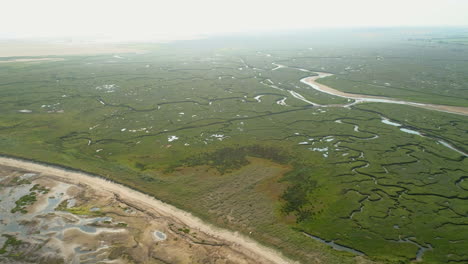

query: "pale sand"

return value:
[0, 156, 297, 264]
[0, 42, 142, 57]
[0, 58, 65, 63]
[302, 73, 468, 116]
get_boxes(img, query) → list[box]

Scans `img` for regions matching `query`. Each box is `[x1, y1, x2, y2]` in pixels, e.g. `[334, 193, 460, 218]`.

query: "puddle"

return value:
[168, 136, 179, 142]
[276, 97, 287, 106]
[153, 230, 167, 241]
[254, 95, 264, 102]
[67, 198, 76, 208]
[310, 147, 328, 152]
[210, 134, 227, 141]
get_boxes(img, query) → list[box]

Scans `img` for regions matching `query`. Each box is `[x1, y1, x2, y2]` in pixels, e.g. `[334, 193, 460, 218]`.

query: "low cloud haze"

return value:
[2, 0, 468, 42]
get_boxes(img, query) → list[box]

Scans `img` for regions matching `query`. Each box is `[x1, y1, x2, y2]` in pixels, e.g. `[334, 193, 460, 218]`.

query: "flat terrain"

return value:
[0, 58, 65, 63]
[0, 41, 142, 57]
[1, 29, 467, 263]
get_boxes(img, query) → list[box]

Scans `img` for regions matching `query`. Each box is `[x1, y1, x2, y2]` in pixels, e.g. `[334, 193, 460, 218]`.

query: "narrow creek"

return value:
[265, 64, 467, 157]
[388, 237, 433, 262]
[303, 232, 365, 256]
[380, 117, 467, 157]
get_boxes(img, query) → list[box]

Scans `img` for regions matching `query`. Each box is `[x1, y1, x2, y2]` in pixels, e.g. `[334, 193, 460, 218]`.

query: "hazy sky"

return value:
[2, 0, 468, 41]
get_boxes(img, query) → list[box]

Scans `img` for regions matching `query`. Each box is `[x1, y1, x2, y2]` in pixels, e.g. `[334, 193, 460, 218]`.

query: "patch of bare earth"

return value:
[0, 157, 297, 264]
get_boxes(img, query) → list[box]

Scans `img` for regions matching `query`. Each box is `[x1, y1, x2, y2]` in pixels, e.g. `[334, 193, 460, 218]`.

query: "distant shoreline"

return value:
[0, 41, 143, 57]
[0, 58, 65, 63]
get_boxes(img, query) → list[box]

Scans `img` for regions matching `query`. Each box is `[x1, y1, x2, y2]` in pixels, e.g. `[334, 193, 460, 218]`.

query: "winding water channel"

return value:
[303, 232, 365, 256]
[266, 63, 468, 260]
[300, 72, 468, 116]
[264, 64, 467, 157]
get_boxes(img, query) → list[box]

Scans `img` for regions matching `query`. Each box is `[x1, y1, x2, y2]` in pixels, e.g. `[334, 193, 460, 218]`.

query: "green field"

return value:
[1, 29, 468, 263]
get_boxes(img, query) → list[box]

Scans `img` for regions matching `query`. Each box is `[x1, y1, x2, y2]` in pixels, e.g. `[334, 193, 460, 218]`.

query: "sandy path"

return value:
[0, 156, 297, 264]
[301, 73, 468, 116]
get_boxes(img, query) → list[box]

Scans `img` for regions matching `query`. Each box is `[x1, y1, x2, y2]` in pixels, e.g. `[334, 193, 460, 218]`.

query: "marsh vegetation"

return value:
[1, 28, 467, 263]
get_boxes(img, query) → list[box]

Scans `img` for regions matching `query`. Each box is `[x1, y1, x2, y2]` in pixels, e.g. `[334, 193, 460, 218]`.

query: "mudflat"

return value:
[0, 156, 295, 264]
